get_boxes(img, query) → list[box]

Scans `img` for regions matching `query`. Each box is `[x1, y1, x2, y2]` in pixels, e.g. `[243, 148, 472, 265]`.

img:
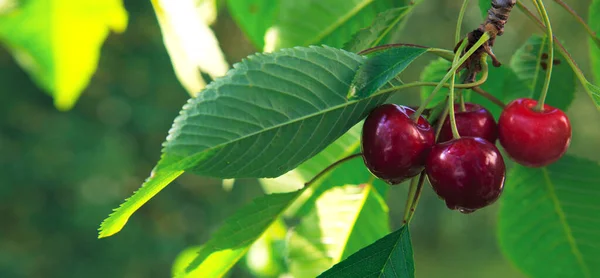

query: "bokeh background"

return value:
[1, 0, 598, 277]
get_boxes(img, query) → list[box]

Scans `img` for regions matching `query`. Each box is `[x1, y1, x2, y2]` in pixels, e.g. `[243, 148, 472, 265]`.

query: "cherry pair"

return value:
[361, 99, 571, 213]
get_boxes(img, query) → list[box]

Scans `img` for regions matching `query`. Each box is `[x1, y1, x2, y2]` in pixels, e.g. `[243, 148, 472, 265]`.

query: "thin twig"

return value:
[471, 86, 506, 108]
[304, 153, 363, 187]
[552, 0, 600, 47]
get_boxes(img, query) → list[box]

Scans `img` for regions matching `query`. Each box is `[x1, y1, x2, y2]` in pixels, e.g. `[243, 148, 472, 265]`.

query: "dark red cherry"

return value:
[438, 103, 498, 143]
[361, 104, 435, 185]
[426, 137, 505, 213]
[498, 98, 571, 167]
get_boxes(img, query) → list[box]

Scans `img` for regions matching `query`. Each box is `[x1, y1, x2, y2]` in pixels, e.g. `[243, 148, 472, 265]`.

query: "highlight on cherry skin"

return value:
[361, 104, 435, 185]
[498, 98, 572, 167]
[425, 137, 506, 213]
[438, 103, 498, 143]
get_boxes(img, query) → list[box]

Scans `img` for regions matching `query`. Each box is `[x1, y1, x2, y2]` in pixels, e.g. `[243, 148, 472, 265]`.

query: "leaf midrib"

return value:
[542, 168, 591, 277]
[304, 0, 375, 46]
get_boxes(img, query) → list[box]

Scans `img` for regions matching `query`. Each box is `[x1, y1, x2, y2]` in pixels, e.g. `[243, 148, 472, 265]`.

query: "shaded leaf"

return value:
[498, 155, 600, 278]
[227, 0, 279, 50]
[151, 0, 229, 96]
[589, 0, 600, 84]
[510, 35, 576, 110]
[319, 225, 414, 278]
[343, 7, 411, 53]
[100, 45, 425, 237]
[0, 0, 128, 110]
[178, 190, 304, 277]
[288, 184, 389, 277]
[419, 58, 451, 109]
[265, 0, 399, 51]
[479, 0, 490, 20]
[349, 46, 428, 99]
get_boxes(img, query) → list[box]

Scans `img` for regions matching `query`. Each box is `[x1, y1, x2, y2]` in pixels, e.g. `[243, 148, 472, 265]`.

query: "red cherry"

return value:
[498, 98, 571, 167]
[438, 103, 498, 143]
[361, 104, 435, 185]
[426, 137, 506, 213]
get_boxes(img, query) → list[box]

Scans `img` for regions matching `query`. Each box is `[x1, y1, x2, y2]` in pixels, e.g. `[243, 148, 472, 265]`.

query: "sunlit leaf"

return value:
[245, 219, 287, 278]
[265, 0, 400, 51]
[179, 190, 303, 277]
[172, 245, 203, 277]
[151, 0, 229, 96]
[498, 155, 600, 277]
[288, 184, 389, 277]
[0, 0, 128, 110]
[319, 225, 415, 278]
[510, 35, 575, 110]
[343, 6, 411, 53]
[227, 0, 279, 50]
[99, 45, 423, 237]
[350, 46, 427, 99]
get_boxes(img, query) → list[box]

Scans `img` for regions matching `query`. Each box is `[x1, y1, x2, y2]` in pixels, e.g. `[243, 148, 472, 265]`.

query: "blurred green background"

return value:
[1, 1, 598, 277]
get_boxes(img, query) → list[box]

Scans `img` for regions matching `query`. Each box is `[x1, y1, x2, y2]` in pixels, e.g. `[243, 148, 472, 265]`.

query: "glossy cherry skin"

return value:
[498, 98, 571, 167]
[361, 104, 435, 185]
[426, 137, 505, 213]
[438, 103, 498, 143]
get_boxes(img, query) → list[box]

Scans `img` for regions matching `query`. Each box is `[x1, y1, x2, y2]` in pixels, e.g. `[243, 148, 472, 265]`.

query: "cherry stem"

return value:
[448, 71, 461, 139]
[532, 0, 554, 111]
[304, 153, 363, 187]
[516, 2, 592, 100]
[402, 171, 427, 224]
[455, 0, 470, 44]
[412, 34, 488, 122]
[471, 86, 506, 108]
[552, 0, 600, 47]
[459, 91, 466, 112]
[435, 98, 451, 139]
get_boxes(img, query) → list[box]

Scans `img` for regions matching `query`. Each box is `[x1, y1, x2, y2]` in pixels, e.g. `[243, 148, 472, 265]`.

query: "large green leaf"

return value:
[152, 0, 228, 96]
[319, 225, 415, 278]
[498, 155, 600, 278]
[350, 47, 428, 99]
[343, 6, 411, 53]
[227, 0, 280, 50]
[510, 35, 576, 110]
[590, 0, 600, 85]
[0, 0, 127, 110]
[265, 0, 399, 51]
[175, 190, 303, 278]
[99, 46, 425, 237]
[288, 184, 390, 277]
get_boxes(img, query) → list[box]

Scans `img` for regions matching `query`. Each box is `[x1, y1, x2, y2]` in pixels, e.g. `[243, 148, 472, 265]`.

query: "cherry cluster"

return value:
[361, 98, 571, 213]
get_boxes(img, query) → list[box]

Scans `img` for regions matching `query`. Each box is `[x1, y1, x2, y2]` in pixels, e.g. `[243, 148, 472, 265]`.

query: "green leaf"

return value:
[319, 225, 415, 278]
[245, 218, 287, 277]
[288, 184, 390, 277]
[177, 190, 303, 278]
[172, 245, 203, 277]
[265, 0, 398, 51]
[589, 0, 600, 106]
[349, 46, 428, 99]
[479, 0, 490, 20]
[227, 0, 280, 50]
[510, 35, 576, 110]
[419, 58, 451, 109]
[151, 0, 229, 96]
[100, 45, 426, 237]
[343, 6, 411, 53]
[0, 0, 128, 110]
[498, 155, 600, 278]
